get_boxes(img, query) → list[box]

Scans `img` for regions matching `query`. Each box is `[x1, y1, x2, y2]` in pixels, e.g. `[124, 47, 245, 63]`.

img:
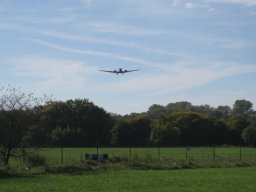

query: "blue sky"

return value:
[1, 0, 256, 115]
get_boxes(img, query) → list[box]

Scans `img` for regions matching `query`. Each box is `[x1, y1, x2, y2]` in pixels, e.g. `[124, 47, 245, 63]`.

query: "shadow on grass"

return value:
[0, 169, 37, 179]
[0, 162, 108, 178]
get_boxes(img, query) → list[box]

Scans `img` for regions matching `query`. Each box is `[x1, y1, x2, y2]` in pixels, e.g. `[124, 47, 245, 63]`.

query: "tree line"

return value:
[0, 86, 256, 165]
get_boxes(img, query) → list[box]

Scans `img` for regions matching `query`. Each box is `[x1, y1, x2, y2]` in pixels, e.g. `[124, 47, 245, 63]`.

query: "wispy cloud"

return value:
[12, 56, 247, 114]
[98, 61, 256, 95]
[171, 0, 181, 7]
[250, 11, 256, 16]
[183, 2, 213, 11]
[6, 14, 77, 25]
[174, 0, 256, 10]
[223, 41, 248, 49]
[11, 55, 97, 95]
[83, 21, 174, 36]
[206, 0, 256, 6]
[37, 30, 190, 57]
[26, 38, 161, 68]
[185, 2, 198, 9]
[81, 0, 93, 9]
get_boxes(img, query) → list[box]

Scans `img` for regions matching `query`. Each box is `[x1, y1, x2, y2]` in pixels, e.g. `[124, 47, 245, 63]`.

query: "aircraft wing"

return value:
[99, 70, 117, 73]
[124, 69, 140, 73]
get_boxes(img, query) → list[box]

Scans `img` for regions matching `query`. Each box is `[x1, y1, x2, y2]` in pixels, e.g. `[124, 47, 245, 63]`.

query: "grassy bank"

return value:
[1, 167, 256, 192]
[3, 147, 255, 176]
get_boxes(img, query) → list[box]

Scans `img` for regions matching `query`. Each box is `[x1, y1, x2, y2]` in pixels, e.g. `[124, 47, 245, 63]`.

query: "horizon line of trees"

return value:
[1, 86, 256, 165]
[113, 100, 256, 147]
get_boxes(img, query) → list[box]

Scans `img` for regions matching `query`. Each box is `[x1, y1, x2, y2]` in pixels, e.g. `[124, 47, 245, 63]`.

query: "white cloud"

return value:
[81, 0, 92, 9]
[185, 2, 198, 9]
[177, 1, 216, 11]
[37, 30, 190, 57]
[97, 61, 256, 95]
[11, 56, 97, 95]
[250, 11, 256, 15]
[171, 0, 181, 7]
[206, 0, 256, 6]
[179, 30, 248, 50]
[26, 38, 161, 68]
[223, 41, 247, 49]
[208, 7, 215, 12]
[85, 21, 173, 36]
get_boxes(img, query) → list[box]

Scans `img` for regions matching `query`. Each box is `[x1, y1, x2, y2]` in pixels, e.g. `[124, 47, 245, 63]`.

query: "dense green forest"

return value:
[1, 86, 256, 165]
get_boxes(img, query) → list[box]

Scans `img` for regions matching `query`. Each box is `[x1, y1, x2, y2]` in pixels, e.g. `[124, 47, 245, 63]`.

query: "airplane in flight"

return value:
[99, 68, 140, 75]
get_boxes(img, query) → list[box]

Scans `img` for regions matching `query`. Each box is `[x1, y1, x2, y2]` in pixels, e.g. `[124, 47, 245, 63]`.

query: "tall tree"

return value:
[169, 112, 219, 145]
[228, 116, 250, 145]
[111, 115, 151, 147]
[241, 115, 256, 146]
[40, 99, 114, 147]
[151, 114, 180, 146]
[111, 120, 133, 146]
[233, 99, 253, 116]
[147, 104, 166, 119]
[129, 115, 151, 146]
[242, 127, 256, 146]
[213, 105, 232, 119]
[166, 101, 193, 113]
[0, 86, 45, 165]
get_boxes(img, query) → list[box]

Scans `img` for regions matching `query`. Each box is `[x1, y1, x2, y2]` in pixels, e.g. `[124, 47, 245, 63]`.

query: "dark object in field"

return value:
[85, 154, 108, 160]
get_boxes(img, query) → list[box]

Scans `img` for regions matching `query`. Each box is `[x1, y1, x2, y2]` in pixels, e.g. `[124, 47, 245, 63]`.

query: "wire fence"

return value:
[10, 146, 256, 167]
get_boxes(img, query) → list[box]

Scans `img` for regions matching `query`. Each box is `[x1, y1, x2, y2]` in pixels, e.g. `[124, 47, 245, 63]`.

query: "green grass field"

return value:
[1, 167, 256, 192]
[16, 147, 256, 166]
[3, 148, 256, 192]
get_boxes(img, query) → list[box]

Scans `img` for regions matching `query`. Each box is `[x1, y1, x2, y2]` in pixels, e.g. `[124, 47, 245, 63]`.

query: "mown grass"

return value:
[1, 167, 256, 192]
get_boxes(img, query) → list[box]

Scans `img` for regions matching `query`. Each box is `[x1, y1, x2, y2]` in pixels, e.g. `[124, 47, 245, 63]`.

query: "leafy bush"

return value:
[25, 153, 47, 168]
[109, 155, 129, 163]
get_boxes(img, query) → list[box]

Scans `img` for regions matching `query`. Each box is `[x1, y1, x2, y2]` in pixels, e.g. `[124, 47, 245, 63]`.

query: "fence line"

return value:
[87, 146, 256, 160]
[10, 146, 256, 166]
